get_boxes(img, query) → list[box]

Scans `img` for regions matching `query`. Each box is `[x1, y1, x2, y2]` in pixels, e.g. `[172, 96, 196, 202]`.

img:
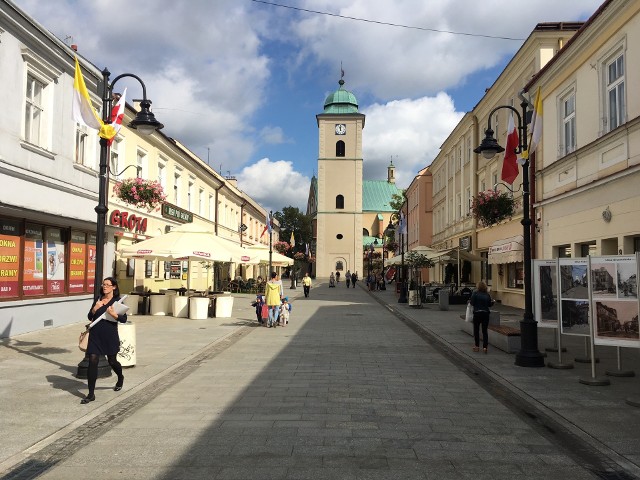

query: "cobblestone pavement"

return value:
[2, 281, 640, 479]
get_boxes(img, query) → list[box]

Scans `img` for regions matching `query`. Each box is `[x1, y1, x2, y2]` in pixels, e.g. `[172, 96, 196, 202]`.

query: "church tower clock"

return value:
[314, 77, 365, 278]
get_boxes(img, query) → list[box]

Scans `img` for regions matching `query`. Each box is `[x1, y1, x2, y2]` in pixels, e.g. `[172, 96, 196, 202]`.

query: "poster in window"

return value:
[87, 234, 96, 293]
[68, 231, 86, 293]
[0, 218, 21, 298]
[46, 228, 65, 294]
[23, 224, 44, 296]
[591, 256, 639, 347]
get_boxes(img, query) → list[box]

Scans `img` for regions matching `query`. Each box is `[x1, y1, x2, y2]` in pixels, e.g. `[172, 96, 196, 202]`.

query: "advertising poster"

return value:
[87, 234, 96, 293]
[23, 224, 44, 296]
[533, 259, 558, 327]
[46, 228, 65, 294]
[559, 258, 590, 336]
[591, 256, 639, 347]
[69, 231, 86, 293]
[0, 218, 21, 298]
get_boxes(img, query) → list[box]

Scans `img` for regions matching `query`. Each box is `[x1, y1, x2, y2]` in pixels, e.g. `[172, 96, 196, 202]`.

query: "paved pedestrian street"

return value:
[3, 282, 640, 479]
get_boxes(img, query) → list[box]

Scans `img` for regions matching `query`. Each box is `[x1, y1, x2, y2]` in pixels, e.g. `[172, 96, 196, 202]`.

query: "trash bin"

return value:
[117, 321, 136, 367]
[150, 294, 169, 315]
[172, 295, 189, 318]
[438, 287, 449, 311]
[122, 294, 141, 315]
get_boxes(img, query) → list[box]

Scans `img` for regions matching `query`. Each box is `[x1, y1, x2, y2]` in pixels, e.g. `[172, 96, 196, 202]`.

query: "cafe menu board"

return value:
[23, 224, 44, 296]
[87, 233, 96, 293]
[46, 228, 65, 294]
[0, 218, 21, 298]
[69, 231, 86, 293]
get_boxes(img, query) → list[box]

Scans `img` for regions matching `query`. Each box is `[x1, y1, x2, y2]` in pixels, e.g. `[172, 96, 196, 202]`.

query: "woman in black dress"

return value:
[81, 277, 127, 404]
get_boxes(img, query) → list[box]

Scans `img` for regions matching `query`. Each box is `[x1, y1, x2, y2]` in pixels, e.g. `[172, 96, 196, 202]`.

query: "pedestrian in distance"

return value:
[251, 294, 265, 324]
[351, 272, 357, 288]
[329, 272, 335, 287]
[469, 281, 494, 353]
[81, 277, 127, 404]
[302, 272, 312, 297]
[264, 272, 283, 328]
[336, 271, 341, 283]
[346, 269, 351, 288]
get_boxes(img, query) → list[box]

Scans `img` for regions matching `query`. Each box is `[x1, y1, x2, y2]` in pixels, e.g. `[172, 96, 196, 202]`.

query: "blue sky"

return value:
[15, 0, 602, 213]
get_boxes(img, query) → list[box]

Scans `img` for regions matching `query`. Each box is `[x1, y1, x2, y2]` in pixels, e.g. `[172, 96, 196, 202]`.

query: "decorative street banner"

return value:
[46, 228, 65, 294]
[68, 231, 86, 293]
[533, 259, 558, 328]
[559, 258, 590, 336]
[590, 255, 639, 347]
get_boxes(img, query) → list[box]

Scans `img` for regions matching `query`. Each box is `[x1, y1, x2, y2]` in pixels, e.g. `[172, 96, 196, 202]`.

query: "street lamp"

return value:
[474, 98, 544, 368]
[398, 214, 407, 304]
[79, 68, 163, 380]
[93, 69, 163, 295]
[367, 242, 374, 290]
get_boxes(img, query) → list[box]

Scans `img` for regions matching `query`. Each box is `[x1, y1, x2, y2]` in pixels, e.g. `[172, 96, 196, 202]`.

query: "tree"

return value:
[273, 206, 312, 254]
[404, 251, 435, 289]
[389, 190, 406, 214]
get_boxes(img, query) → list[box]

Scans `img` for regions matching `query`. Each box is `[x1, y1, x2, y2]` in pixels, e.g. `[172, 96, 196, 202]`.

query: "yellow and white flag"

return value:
[526, 86, 542, 159]
[72, 57, 102, 131]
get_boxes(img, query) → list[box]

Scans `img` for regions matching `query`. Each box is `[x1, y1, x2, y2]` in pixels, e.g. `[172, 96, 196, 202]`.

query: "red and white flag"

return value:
[107, 87, 127, 146]
[260, 211, 272, 238]
[501, 112, 519, 185]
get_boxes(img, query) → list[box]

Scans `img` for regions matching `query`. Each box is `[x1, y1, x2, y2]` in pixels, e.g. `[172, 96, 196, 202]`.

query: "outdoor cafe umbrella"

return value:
[243, 244, 294, 267]
[119, 223, 250, 290]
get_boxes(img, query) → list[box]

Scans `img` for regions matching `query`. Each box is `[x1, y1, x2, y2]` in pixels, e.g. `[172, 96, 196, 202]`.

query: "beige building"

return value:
[527, 0, 640, 260]
[430, 22, 583, 307]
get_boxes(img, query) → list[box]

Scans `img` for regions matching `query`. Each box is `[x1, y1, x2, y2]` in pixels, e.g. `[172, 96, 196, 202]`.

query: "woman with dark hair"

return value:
[469, 281, 494, 353]
[81, 276, 127, 404]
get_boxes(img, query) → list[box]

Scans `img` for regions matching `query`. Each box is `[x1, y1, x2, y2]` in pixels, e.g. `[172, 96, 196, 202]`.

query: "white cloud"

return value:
[236, 158, 311, 213]
[362, 93, 464, 186]
[260, 126, 290, 145]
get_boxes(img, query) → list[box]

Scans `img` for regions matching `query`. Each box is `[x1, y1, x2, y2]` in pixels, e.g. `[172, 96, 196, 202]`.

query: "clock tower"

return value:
[314, 78, 365, 278]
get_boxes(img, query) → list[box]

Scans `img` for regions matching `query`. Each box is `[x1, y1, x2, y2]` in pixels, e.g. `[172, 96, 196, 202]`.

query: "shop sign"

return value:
[109, 210, 148, 233]
[0, 218, 20, 298]
[161, 202, 193, 223]
[459, 236, 472, 251]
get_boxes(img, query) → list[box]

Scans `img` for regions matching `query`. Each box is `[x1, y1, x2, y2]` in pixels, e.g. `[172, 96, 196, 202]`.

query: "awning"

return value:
[488, 235, 524, 264]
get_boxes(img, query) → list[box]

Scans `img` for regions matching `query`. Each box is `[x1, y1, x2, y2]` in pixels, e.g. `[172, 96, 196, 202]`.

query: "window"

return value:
[173, 172, 181, 205]
[188, 180, 194, 211]
[74, 126, 88, 165]
[507, 262, 524, 289]
[456, 193, 461, 220]
[561, 91, 576, 155]
[209, 194, 214, 221]
[136, 150, 147, 178]
[24, 74, 44, 146]
[465, 188, 471, 216]
[336, 140, 345, 157]
[157, 161, 166, 189]
[110, 138, 122, 178]
[199, 189, 204, 216]
[557, 245, 572, 258]
[465, 137, 471, 164]
[606, 53, 625, 131]
[336, 195, 344, 209]
[363, 228, 370, 237]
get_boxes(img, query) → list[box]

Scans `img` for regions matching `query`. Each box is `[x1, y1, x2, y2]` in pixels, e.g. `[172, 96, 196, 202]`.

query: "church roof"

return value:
[363, 180, 401, 212]
[323, 79, 359, 114]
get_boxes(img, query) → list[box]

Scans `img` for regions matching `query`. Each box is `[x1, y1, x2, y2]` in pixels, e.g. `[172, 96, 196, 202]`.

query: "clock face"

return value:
[335, 124, 346, 135]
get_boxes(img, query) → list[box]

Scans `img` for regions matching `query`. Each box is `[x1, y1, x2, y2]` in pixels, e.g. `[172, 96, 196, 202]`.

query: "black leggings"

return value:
[473, 311, 490, 348]
[87, 353, 123, 396]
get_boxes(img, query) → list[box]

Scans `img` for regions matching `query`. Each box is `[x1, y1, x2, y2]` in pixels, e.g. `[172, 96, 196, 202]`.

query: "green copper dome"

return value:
[323, 79, 359, 114]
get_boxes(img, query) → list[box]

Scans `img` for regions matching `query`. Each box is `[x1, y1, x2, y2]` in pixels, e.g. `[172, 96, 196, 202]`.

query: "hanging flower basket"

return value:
[471, 190, 518, 227]
[113, 178, 166, 212]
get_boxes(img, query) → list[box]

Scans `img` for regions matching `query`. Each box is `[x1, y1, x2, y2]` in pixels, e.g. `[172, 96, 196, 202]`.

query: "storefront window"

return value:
[507, 262, 524, 289]
[45, 228, 65, 295]
[23, 224, 44, 296]
[0, 218, 21, 298]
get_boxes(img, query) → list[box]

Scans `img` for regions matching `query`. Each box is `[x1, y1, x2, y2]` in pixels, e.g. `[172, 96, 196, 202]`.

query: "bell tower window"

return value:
[336, 195, 344, 209]
[336, 140, 345, 157]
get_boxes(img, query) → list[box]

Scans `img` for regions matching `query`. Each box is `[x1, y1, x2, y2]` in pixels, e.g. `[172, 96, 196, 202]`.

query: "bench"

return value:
[461, 321, 521, 353]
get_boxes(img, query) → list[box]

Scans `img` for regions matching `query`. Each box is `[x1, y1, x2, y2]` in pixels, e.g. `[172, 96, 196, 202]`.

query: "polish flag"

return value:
[107, 88, 127, 147]
[501, 112, 519, 185]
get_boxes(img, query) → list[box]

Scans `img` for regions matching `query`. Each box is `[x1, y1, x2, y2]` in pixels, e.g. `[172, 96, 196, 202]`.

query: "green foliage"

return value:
[273, 206, 312, 253]
[389, 190, 406, 214]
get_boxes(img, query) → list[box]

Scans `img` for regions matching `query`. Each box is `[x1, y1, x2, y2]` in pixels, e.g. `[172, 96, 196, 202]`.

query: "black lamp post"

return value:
[473, 98, 544, 368]
[78, 68, 163, 380]
[398, 215, 407, 304]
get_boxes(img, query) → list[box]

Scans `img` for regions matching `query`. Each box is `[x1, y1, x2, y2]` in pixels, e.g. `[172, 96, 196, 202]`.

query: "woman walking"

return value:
[81, 277, 127, 404]
[264, 272, 283, 328]
[469, 281, 494, 353]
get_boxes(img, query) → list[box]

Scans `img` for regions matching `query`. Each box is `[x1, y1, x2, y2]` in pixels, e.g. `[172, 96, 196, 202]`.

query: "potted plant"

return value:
[113, 177, 166, 212]
[470, 190, 517, 227]
[404, 251, 435, 307]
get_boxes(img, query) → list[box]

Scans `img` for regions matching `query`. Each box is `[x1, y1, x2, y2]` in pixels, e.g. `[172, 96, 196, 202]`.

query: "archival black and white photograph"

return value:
[591, 263, 616, 297]
[534, 261, 557, 325]
[617, 261, 638, 299]
[594, 300, 640, 346]
[560, 299, 590, 336]
[560, 263, 588, 299]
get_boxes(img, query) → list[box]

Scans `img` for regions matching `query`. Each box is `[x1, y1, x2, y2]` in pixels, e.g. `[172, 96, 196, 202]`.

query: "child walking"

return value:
[279, 297, 291, 326]
[251, 295, 265, 325]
